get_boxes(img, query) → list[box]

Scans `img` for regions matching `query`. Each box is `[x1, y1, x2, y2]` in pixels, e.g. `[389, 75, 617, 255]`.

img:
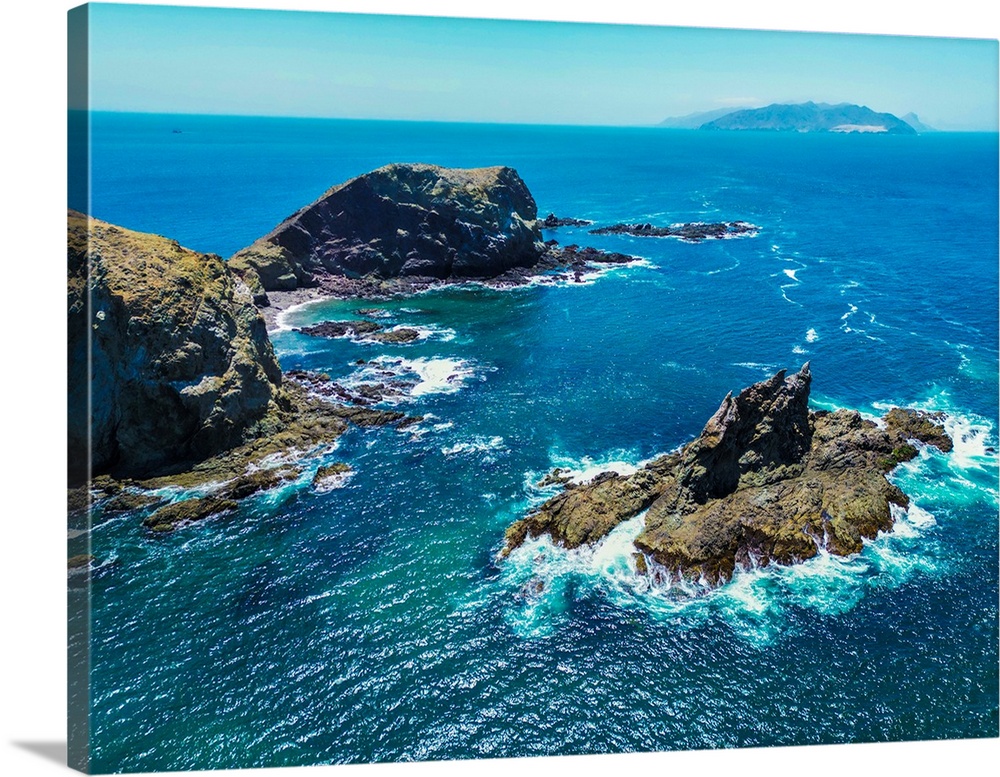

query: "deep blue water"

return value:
[76, 113, 999, 772]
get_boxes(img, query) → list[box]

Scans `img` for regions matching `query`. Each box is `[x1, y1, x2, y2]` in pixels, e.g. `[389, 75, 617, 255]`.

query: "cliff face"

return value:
[68, 211, 283, 482]
[504, 364, 952, 586]
[229, 163, 545, 289]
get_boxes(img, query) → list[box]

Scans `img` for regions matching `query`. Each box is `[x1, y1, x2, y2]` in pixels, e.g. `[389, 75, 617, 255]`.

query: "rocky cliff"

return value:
[229, 163, 545, 290]
[504, 364, 952, 586]
[67, 211, 284, 482]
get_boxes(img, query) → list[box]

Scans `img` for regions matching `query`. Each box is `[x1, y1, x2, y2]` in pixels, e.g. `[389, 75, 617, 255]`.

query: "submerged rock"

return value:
[68, 211, 283, 483]
[220, 466, 302, 501]
[229, 163, 545, 288]
[143, 497, 238, 533]
[68, 554, 95, 570]
[312, 462, 353, 491]
[503, 364, 952, 587]
[101, 491, 165, 514]
[371, 328, 420, 344]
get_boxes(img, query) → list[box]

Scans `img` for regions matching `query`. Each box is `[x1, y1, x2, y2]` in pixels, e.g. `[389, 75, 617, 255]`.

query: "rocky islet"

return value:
[503, 363, 953, 587]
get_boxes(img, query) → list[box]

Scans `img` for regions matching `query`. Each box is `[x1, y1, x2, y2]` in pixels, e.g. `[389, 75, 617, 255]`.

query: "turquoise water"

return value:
[75, 114, 998, 772]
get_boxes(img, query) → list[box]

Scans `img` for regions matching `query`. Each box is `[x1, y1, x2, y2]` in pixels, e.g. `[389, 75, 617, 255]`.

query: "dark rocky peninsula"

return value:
[228, 164, 643, 318]
[503, 364, 952, 586]
[590, 221, 758, 241]
[229, 163, 546, 289]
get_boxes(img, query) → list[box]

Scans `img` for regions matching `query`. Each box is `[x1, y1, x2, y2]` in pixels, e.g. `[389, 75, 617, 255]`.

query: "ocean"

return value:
[73, 113, 999, 772]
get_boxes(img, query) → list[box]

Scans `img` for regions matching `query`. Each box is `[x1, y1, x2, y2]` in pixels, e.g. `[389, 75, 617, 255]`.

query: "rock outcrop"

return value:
[67, 211, 284, 482]
[590, 221, 757, 241]
[229, 163, 546, 289]
[503, 364, 952, 586]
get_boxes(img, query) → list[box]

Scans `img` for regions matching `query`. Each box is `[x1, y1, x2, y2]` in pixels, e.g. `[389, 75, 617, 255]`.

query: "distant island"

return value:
[661, 102, 929, 134]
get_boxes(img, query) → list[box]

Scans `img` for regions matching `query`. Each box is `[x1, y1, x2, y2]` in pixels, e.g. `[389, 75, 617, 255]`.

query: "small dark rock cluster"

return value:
[296, 319, 421, 344]
[538, 213, 593, 228]
[590, 221, 758, 241]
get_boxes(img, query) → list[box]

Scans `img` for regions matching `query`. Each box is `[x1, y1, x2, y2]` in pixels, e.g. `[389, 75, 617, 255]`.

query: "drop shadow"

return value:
[11, 740, 67, 767]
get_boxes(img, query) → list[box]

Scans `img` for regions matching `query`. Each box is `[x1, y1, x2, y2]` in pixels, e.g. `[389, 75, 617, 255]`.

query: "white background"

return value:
[1, 2, 997, 776]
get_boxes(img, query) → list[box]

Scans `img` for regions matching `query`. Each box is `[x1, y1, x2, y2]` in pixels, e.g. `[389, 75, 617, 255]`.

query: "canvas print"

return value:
[67, 3, 999, 773]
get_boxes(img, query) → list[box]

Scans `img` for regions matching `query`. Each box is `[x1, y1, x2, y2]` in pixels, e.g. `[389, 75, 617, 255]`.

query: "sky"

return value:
[79, 2, 999, 129]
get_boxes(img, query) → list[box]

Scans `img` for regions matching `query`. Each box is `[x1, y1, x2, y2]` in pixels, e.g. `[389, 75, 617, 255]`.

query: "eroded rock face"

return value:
[67, 211, 283, 482]
[229, 163, 545, 288]
[503, 364, 953, 587]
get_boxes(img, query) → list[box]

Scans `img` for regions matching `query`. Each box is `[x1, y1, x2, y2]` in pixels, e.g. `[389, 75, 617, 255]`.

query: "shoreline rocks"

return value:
[256, 240, 645, 329]
[503, 364, 952, 587]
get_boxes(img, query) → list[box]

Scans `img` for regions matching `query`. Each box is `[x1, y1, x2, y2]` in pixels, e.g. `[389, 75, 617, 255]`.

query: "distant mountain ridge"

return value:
[901, 112, 936, 133]
[697, 102, 917, 134]
[657, 107, 746, 129]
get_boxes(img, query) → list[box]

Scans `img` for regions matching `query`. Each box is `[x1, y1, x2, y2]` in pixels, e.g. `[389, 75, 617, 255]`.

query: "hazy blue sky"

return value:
[84, 3, 999, 130]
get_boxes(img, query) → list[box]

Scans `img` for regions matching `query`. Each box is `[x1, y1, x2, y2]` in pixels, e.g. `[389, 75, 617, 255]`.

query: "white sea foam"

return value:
[441, 436, 506, 457]
[733, 361, 779, 374]
[500, 392, 994, 642]
[342, 356, 477, 402]
[271, 297, 328, 334]
[409, 357, 476, 397]
[841, 304, 859, 321]
[537, 449, 653, 488]
[778, 285, 802, 306]
[705, 258, 741, 275]
[526, 258, 656, 289]
[782, 268, 799, 281]
[312, 468, 353, 492]
[792, 345, 807, 355]
[805, 328, 819, 342]
[502, 494, 948, 643]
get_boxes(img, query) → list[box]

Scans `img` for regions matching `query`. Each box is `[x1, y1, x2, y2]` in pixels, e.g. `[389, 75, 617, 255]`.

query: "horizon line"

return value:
[74, 109, 997, 133]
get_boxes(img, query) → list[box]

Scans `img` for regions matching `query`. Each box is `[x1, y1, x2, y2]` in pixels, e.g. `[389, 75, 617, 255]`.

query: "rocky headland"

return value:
[229, 163, 547, 290]
[227, 164, 643, 322]
[68, 211, 285, 481]
[68, 212, 418, 534]
[503, 364, 952, 587]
